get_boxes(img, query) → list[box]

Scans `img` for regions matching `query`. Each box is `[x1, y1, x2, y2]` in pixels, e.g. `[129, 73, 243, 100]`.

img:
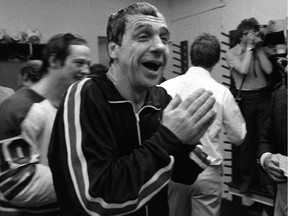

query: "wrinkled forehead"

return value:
[125, 14, 169, 32]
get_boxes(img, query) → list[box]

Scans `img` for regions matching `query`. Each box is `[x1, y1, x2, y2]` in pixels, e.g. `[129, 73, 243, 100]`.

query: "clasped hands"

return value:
[162, 88, 216, 145]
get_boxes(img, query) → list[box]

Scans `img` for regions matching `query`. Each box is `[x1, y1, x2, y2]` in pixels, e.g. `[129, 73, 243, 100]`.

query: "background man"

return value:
[17, 59, 43, 89]
[226, 17, 273, 194]
[0, 33, 91, 215]
[161, 33, 246, 216]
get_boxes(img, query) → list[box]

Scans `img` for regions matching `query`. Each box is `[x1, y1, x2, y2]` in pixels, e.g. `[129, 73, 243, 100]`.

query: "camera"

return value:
[254, 31, 265, 40]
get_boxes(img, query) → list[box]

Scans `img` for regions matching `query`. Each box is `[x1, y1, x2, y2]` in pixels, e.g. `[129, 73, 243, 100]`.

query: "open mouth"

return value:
[142, 61, 162, 71]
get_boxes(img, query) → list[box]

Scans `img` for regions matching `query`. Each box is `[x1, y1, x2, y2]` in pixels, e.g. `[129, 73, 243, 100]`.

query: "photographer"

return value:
[226, 17, 273, 195]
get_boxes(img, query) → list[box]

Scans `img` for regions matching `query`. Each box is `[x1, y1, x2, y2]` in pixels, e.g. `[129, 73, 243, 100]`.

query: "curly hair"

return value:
[235, 18, 260, 44]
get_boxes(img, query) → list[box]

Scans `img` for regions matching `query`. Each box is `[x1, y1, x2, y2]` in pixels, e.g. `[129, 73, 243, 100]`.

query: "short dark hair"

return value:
[235, 17, 260, 44]
[41, 33, 88, 76]
[89, 63, 108, 78]
[20, 60, 43, 83]
[106, 2, 162, 64]
[190, 33, 220, 69]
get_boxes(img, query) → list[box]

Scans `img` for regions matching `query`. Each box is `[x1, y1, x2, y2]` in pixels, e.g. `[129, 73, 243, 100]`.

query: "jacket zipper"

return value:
[135, 113, 142, 146]
[109, 101, 159, 216]
[135, 112, 148, 216]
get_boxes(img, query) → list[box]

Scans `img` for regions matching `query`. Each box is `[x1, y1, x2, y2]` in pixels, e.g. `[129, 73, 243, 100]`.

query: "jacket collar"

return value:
[93, 75, 162, 109]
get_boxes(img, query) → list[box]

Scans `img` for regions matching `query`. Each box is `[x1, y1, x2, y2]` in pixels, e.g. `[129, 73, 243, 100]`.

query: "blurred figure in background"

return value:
[17, 59, 43, 89]
[161, 33, 246, 216]
[89, 63, 108, 78]
[262, 27, 287, 91]
[226, 17, 273, 195]
[0, 33, 91, 215]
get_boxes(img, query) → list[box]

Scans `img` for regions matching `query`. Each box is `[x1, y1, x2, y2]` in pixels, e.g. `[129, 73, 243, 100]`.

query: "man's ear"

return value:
[108, 41, 120, 61]
[48, 55, 60, 69]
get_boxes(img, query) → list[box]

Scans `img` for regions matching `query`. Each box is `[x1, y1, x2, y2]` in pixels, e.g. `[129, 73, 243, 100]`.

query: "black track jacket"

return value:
[48, 75, 202, 216]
